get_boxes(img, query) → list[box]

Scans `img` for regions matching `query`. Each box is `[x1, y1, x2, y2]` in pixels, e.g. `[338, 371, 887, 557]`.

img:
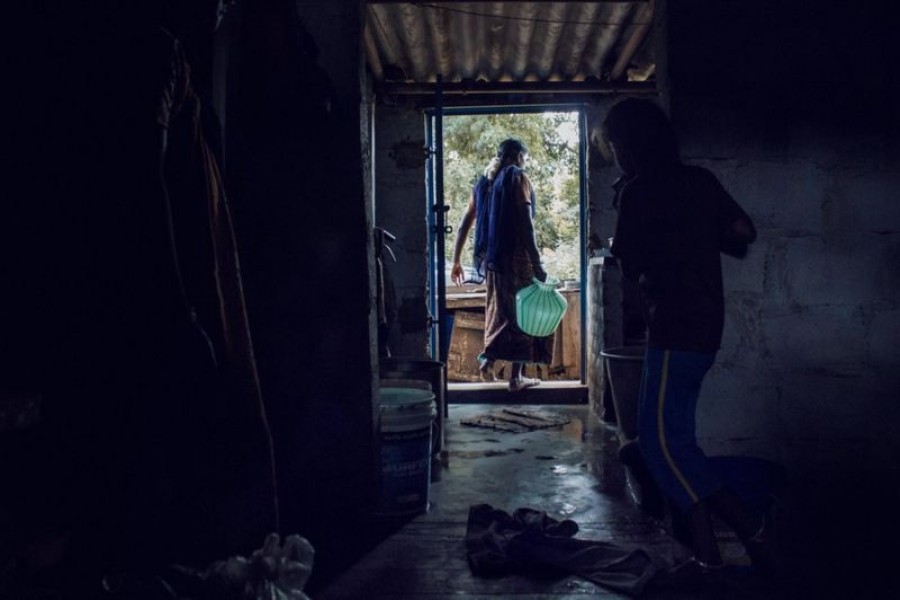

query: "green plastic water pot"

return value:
[515, 277, 568, 337]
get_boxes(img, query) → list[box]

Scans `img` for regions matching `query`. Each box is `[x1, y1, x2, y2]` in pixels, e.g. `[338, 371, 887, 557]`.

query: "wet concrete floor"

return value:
[317, 404, 829, 599]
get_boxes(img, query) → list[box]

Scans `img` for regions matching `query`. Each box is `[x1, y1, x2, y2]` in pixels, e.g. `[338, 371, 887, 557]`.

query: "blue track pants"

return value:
[638, 348, 721, 511]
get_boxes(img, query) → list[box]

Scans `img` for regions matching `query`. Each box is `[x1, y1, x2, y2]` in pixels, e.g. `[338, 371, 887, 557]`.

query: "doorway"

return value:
[427, 107, 588, 402]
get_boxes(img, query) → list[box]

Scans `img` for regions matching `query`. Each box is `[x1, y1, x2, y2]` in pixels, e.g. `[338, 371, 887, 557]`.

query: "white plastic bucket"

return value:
[379, 358, 446, 454]
[375, 387, 436, 516]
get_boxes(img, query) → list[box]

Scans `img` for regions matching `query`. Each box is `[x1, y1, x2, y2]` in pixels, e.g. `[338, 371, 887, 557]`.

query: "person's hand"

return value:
[450, 262, 465, 286]
[534, 264, 547, 283]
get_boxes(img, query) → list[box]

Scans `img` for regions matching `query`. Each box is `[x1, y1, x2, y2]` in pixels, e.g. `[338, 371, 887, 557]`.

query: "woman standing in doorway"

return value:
[474, 138, 553, 391]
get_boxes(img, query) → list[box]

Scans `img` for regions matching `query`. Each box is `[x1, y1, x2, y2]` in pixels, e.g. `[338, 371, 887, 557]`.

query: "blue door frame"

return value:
[426, 104, 589, 383]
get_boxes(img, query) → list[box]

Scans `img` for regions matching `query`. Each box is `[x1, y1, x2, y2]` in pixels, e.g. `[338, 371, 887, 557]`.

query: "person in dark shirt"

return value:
[603, 98, 776, 575]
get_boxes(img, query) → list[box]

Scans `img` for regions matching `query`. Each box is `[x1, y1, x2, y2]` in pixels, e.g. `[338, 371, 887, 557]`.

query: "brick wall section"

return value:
[587, 257, 624, 421]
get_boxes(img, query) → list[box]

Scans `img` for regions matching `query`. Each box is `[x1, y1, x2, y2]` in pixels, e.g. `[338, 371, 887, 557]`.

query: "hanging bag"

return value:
[515, 277, 568, 337]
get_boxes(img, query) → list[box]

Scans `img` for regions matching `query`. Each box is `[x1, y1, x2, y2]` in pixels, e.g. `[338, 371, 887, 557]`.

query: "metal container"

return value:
[599, 346, 645, 443]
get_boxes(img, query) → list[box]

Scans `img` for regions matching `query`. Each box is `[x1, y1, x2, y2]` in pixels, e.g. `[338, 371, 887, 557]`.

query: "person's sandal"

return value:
[509, 377, 540, 392]
[744, 512, 785, 577]
[656, 557, 725, 589]
[477, 354, 497, 382]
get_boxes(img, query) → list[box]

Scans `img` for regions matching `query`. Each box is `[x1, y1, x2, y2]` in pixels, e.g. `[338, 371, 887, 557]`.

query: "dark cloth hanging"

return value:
[472, 175, 492, 279]
[374, 228, 397, 357]
[160, 30, 269, 415]
[148, 29, 279, 562]
[1, 7, 279, 572]
[484, 165, 535, 273]
[466, 504, 664, 596]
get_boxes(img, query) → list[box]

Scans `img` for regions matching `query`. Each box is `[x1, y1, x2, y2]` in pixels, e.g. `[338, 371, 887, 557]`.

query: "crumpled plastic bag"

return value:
[204, 533, 315, 600]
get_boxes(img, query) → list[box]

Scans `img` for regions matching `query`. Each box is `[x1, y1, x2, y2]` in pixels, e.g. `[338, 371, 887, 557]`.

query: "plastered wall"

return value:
[374, 105, 433, 358]
[227, 1, 378, 581]
[666, 2, 900, 476]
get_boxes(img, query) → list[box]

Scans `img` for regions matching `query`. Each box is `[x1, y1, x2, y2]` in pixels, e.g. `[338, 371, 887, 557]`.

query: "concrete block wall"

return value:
[373, 106, 432, 358]
[692, 148, 900, 473]
[228, 1, 380, 581]
[586, 258, 623, 420]
[667, 2, 900, 477]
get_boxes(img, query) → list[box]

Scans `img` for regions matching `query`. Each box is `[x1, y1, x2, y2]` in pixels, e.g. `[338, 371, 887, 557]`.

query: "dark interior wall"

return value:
[3, 0, 378, 583]
[224, 0, 377, 574]
[665, 1, 900, 475]
[3, 0, 303, 570]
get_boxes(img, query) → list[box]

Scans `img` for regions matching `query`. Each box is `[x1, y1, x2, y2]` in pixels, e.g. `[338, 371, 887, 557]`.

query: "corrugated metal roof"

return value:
[364, 1, 656, 87]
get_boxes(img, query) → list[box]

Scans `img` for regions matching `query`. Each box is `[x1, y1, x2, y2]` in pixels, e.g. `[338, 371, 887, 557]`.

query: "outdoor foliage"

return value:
[443, 112, 581, 281]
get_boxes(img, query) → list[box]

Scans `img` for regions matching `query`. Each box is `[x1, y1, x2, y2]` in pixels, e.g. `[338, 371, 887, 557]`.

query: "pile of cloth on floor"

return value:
[465, 504, 666, 596]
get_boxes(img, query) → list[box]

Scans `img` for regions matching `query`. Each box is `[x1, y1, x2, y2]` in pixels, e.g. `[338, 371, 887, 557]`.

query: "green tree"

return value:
[442, 112, 580, 281]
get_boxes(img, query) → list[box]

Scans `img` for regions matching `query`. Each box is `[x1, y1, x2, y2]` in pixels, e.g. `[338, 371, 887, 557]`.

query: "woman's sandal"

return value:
[509, 377, 541, 392]
[477, 355, 497, 382]
[656, 557, 726, 589]
[744, 513, 785, 577]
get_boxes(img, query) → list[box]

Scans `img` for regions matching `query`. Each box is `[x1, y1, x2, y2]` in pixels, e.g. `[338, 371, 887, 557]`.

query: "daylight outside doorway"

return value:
[437, 109, 586, 389]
